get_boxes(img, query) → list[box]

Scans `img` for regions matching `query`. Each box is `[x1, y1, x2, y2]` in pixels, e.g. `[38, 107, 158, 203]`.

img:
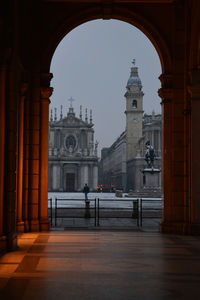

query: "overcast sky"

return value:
[50, 19, 162, 154]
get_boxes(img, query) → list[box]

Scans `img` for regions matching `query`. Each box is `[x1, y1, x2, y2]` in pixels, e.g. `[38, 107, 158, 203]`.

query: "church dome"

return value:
[127, 66, 142, 87]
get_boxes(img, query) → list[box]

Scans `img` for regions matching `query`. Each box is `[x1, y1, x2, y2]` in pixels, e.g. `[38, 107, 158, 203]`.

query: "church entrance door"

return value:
[66, 173, 75, 192]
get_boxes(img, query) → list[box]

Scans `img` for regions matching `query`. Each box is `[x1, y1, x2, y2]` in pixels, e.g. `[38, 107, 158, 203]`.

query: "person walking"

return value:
[83, 183, 90, 202]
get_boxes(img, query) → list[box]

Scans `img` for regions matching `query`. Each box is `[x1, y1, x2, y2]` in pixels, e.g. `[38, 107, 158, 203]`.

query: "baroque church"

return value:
[48, 100, 98, 192]
[99, 62, 162, 194]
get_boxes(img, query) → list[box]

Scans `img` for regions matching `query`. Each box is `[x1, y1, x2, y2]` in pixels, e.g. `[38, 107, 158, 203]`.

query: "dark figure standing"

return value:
[83, 183, 90, 202]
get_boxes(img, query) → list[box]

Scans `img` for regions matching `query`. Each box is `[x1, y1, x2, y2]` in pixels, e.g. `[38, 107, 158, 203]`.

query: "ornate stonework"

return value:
[48, 104, 98, 192]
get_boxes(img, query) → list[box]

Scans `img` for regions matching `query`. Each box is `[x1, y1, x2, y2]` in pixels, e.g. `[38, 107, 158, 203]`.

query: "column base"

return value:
[29, 220, 40, 232]
[6, 232, 18, 251]
[16, 221, 25, 233]
[40, 218, 50, 231]
[160, 221, 200, 235]
[24, 220, 30, 232]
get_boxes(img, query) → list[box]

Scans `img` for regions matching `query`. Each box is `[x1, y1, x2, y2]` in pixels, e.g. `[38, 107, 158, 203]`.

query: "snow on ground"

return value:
[48, 192, 162, 209]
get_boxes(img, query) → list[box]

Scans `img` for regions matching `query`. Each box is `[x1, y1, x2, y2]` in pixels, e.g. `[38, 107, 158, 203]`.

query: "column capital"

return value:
[40, 87, 53, 100]
[159, 73, 173, 88]
[158, 87, 173, 102]
[40, 73, 53, 87]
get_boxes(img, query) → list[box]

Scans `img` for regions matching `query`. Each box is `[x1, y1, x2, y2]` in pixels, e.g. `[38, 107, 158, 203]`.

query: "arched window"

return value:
[132, 99, 137, 108]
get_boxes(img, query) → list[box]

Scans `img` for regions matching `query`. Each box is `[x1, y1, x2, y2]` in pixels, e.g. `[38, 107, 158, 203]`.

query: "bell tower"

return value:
[124, 60, 144, 161]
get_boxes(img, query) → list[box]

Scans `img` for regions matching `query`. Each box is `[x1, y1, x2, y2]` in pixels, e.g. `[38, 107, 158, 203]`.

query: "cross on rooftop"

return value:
[68, 97, 75, 107]
[132, 59, 136, 65]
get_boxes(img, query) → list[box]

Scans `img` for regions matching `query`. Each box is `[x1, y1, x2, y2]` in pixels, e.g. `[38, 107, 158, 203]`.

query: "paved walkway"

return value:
[1, 231, 200, 299]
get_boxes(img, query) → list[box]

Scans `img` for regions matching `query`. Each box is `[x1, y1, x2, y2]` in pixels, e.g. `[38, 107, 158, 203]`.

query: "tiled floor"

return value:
[1, 231, 200, 299]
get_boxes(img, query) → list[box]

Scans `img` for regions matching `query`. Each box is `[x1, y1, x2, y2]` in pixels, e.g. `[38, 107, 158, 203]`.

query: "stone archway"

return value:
[41, 7, 173, 232]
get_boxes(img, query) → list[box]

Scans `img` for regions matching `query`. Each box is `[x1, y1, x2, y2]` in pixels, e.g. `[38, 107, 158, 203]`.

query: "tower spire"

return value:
[50, 108, 53, 122]
[54, 107, 57, 121]
[90, 109, 92, 124]
[85, 108, 88, 123]
[60, 105, 63, 120]
[80, 105, 82, 119]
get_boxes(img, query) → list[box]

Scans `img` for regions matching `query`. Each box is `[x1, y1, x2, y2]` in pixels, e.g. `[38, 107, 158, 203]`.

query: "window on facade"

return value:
[132, 99, 137, 108]
[66, 135, 76, 149]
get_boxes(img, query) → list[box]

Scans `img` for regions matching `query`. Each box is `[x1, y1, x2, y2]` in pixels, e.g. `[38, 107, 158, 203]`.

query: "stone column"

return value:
[52, 165, 59, 190]
[40, 84, 53, 231]
[158, 75, 174, 232]
[83, 165, 89, 185]
[188, 70, 200, 233]
[4, 63, 19, 249]
[0, 63, 7, 251]
[23, 86, 30, 232]
[159, 72, 187, 233]
[93, 165, 98, 191]
[28, 75, 41, 232]
[16, 83, 28, 233]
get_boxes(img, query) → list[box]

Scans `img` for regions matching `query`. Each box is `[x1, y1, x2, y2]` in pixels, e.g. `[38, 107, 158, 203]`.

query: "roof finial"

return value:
[50, 108, 53, 122]
[85, 108, 88, 123]
[68, 96, 75, 108]
[90, 109, 92, 124]
[54, 107, 57, 121]
[60, 105, 63, 120]
[80, 105, 82, 119]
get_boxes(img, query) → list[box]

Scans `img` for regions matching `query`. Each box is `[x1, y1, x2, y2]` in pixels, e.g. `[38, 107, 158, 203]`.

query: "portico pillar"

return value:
[188, 70, 200, 233]
[0, 63, 7, 251]
[40, 84, 53, 231]
[16, 83, 28, 233]
[23, 87, 30, 232]
[159, 73, 189, 233]
[27, 73, 43, 232]
[158, 78, 173, 226]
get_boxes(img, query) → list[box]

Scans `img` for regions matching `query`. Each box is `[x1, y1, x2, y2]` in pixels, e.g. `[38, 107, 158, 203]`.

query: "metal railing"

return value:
[139, 198, 162, 227]
[96, 198, 140, 227]
[48, 197, 162, 228]
[48, 198, 53, 226]
[54, 198, 97, 227]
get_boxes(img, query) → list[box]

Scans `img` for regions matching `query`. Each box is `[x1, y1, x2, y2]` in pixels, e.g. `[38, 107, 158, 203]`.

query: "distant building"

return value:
[99, 62, 162, 195]
[48, 102, 98, 192]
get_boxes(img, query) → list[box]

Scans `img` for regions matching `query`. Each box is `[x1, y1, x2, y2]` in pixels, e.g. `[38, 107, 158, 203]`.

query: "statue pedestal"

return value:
[142, 168, 161, 192]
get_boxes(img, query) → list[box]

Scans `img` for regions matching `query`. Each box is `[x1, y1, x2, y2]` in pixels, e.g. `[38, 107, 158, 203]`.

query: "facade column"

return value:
[40, 83, 53, 231]
[83, 165, 88, 185]
[93, 165, 98, 191]
[16, 83, 28, 233]
[188, 70, 200, 233]
[0, 63, 7, 251]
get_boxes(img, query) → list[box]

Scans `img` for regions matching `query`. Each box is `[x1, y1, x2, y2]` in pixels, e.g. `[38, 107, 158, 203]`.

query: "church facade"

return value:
[48, 103, 98, 192]
[99, 63, 162, 195]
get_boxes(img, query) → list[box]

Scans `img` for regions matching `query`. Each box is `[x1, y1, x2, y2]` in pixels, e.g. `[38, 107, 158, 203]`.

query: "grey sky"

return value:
[50, 19, 162, 154]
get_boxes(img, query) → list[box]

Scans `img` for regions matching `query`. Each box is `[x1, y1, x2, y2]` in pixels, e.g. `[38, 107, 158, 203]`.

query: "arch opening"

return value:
[48, 19, 163, 230]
